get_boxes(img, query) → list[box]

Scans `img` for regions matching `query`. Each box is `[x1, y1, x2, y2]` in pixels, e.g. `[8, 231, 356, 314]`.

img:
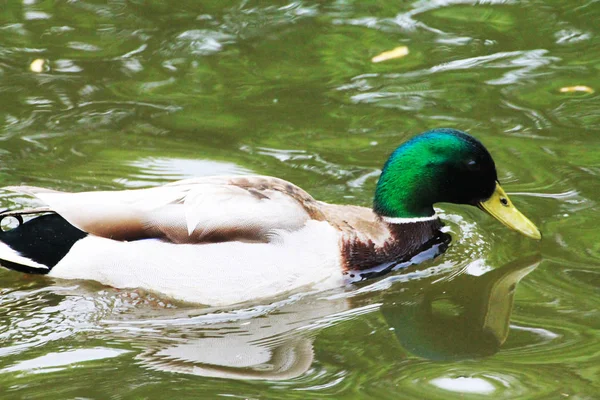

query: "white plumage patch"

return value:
[0, 242, 49, 270]
[3, 177, 349, 304]
[49, 220, 344, 306]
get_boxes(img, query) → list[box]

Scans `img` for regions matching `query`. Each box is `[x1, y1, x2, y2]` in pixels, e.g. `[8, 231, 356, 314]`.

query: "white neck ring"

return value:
[381, 214, 439, 224]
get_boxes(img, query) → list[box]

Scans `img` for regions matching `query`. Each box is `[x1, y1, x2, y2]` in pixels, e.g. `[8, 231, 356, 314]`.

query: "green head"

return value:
[374, 128, 496, 218]
[374, 128, 541, 239]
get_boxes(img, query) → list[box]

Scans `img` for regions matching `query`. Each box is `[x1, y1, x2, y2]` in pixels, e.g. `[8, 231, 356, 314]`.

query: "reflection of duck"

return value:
[132, 255, 539, 378]
[0, 129, 540, 305]
[381, 256, 540, 360]
[139, 335, 314, 380]
[120, 295, 350, 380]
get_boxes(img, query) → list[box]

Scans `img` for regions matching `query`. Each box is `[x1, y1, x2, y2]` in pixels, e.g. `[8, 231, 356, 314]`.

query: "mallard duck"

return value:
[0, 128, 540, 305]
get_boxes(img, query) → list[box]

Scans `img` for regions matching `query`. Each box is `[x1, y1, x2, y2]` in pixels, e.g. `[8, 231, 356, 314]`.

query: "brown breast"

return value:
[316, 202, 444, 272]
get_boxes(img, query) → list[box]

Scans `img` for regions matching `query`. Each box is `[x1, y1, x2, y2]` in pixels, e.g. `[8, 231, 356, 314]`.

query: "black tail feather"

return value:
[0, 214, 87, 274]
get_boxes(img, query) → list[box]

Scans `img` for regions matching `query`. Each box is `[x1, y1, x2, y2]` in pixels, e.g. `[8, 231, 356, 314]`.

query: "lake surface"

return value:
[1, 0, 599, 398]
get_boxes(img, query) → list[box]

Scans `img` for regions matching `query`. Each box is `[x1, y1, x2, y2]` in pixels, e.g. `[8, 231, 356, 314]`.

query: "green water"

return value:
[1, 0, 599, 398]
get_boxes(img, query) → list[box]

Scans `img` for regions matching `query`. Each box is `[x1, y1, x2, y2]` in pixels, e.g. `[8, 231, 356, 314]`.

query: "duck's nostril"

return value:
[500, 197, 509, 207]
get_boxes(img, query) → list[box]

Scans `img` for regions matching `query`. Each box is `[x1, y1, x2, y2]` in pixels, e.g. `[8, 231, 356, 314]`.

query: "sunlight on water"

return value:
[430, 376, 497, 395]
[4, 348, 130, 375]
[119, 158, 251, 187]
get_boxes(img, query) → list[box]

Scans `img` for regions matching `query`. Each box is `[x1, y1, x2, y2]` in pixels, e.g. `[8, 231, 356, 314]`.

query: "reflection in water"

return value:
[0, 256, 540, 380]
[109, 295, 351, 380]
[430, 376, 496, 395]
[3, 347, 130, 374]
[381, 256, 540, 360]
[107, 255, 539, 379]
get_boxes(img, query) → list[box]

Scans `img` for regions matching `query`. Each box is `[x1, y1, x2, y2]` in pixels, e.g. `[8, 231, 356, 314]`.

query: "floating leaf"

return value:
[30, 59, 46, 73]
[372, 46, 409, 63]
[559, 86, 594, 94]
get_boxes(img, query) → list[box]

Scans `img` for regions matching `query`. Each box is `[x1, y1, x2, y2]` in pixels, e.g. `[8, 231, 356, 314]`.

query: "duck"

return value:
[0, 128, 541, 306]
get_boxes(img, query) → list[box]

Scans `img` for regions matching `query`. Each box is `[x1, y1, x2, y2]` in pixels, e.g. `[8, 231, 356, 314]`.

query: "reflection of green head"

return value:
[373, 129, 498, 218]
[381, 256, 540, 361]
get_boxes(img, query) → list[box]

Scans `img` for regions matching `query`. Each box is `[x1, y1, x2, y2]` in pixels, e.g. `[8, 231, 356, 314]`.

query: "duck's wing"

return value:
[3, 176, 326, 243]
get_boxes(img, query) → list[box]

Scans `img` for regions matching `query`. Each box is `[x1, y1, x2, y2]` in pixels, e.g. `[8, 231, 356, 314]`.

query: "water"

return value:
[1, 0, 599, 398]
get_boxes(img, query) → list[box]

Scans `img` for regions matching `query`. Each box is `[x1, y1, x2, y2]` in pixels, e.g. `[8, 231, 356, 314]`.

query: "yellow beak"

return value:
[478, 182, 541, 240]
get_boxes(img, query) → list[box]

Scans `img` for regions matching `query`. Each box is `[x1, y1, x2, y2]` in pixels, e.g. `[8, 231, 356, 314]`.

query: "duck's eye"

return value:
[466, 160, 480, 171]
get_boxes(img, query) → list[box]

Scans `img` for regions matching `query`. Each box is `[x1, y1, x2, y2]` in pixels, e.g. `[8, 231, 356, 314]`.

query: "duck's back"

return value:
[5, 176, 324, 243]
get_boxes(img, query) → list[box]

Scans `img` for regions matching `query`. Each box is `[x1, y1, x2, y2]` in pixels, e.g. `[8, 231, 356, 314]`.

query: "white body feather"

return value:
[49, 220, 344, 306]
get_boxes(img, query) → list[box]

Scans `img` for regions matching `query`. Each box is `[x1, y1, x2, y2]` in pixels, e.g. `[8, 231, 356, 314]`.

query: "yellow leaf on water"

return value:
[371, 46, 409, 63]
[30, 59, 46, 73]
[559, 85, 594, 94]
